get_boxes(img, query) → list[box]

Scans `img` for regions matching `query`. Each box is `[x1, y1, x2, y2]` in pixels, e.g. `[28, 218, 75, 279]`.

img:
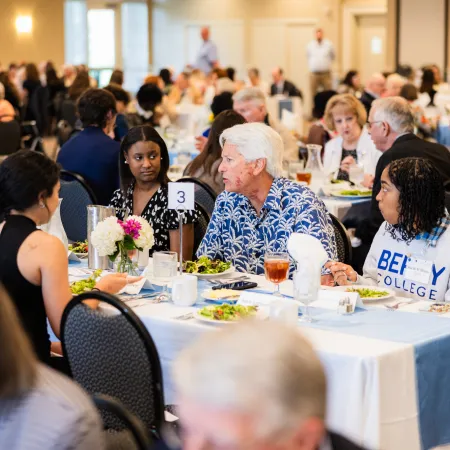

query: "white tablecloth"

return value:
[130, 275, 435, 450]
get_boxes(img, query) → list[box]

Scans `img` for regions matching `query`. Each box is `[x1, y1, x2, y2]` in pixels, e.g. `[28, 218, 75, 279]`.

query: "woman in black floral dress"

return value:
[109, 125, 197, 259]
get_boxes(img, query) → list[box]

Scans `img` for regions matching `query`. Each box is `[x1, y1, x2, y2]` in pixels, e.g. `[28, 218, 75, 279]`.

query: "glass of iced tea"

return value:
[296, 170, 312, 185]
[264, 252, 290, 296]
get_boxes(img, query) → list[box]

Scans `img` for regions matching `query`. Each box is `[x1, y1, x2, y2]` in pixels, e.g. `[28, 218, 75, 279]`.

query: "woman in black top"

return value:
[110, 125, 197, 260]
[45, 64, 66, 134]
[0, 151, 136, 369]
[22, 63, 42, 121]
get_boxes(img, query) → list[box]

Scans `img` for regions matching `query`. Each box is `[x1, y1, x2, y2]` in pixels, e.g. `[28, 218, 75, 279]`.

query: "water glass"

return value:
[349, 164, 365, 186]
[264, 252, 290, 296]
[153, 251, 178, 301]
[293, 262, 321, 323]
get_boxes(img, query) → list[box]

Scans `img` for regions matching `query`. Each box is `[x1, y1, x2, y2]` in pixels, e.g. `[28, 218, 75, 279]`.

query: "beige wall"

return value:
[150, 0, 389, 74]
[399, 0, 446, 70]
[0, 0, 65, 67]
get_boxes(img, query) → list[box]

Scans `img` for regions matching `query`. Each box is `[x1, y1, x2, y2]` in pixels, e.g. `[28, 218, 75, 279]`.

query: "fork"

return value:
[384, 300, 416, 311]
[207, 276, 249, 285]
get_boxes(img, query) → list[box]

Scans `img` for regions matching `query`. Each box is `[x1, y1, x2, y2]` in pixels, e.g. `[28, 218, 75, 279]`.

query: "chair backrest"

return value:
[61, 291, 165, 437]
[329, 213, 352, 265]
[93, 394, 153, 450]
[29, 86, 50, 135]
[60, 170, 97, 242]
[0, 120, 21, 155]
[178, 177, 217, 218]
[193, 202, 210, 255]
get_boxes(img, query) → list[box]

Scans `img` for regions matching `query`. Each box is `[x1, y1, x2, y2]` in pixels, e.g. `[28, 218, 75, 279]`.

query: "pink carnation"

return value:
[119, 218, 142, 239]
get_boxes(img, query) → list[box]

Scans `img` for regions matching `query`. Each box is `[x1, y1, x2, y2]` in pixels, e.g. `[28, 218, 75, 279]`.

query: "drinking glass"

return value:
[153, 251, 178, 301]
[264, 252, 290, 296]
[349, 163, 364, 186]
[293, 261, 321, 323]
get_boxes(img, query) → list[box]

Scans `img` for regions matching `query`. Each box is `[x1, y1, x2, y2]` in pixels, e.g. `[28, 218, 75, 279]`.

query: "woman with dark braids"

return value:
[326, 157, 450, 302]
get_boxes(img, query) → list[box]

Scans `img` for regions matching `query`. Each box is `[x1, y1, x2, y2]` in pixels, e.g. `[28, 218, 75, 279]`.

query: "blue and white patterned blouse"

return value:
[197, 178, 337, 277]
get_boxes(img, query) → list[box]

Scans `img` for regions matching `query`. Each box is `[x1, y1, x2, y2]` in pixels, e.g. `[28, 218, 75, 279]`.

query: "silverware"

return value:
[384, 300, 417, 311]
[173, 313, 194, 321]
[207, 276, 249, 285]
[120, 292, 159, 301]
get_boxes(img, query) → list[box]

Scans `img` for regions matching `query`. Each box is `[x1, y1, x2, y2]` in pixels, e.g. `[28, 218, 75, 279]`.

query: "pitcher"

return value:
[87, 205, 116, 269]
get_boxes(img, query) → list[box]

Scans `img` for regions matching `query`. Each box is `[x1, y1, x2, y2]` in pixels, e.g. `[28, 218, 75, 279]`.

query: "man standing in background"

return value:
[195, 26, 219, 74]
[307, 28, 335, 97]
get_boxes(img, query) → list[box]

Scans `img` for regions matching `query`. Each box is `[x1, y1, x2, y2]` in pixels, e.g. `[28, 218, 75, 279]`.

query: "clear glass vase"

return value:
[114, 247, 139, 276]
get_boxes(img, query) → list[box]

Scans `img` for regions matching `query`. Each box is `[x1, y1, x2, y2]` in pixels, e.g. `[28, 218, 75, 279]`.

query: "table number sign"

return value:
[168, 182, 195, 211]
[168, 182, 195, 275]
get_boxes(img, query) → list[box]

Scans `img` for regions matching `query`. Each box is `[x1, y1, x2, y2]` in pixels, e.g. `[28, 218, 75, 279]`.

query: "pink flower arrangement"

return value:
[119, 218, 142, 240]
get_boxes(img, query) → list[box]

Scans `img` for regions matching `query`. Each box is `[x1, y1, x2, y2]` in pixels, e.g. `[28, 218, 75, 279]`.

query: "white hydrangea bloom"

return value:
[129, 215, 155, 250]
[90, 216, 124, 256]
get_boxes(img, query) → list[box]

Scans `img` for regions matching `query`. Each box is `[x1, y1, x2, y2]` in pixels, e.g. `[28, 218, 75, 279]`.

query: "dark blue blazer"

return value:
[57, 126, 120, 205]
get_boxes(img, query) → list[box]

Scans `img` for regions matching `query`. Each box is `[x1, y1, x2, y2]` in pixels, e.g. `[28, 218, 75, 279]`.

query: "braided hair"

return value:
[385, 157, 445, 243]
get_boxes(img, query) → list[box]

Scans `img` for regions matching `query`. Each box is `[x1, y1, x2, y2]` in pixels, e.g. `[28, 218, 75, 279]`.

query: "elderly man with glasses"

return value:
[197, 122, 337, 282]
[352, 96, 450, 272]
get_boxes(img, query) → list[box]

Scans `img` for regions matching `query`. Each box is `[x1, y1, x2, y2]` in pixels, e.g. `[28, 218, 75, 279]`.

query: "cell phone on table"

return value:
[212, 281, 258, 291]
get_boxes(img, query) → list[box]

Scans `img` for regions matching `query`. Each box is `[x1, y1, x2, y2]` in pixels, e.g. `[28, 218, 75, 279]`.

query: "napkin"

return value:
[68, 251, 81, 262]
[287, 233, 328, 267]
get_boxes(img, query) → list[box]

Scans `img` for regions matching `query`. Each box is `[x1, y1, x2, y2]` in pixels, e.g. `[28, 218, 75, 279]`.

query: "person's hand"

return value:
[321, 274, 335, 287]
[361, 174, 374, 189]
[339, 156, 355, 173]
[324, 261, 357, 286]
[95, 273, 143, 294]
[195, 135, 208, 152]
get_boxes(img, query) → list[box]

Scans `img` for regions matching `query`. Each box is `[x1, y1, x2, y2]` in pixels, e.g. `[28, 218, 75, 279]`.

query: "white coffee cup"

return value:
[171, 274, 197, 306]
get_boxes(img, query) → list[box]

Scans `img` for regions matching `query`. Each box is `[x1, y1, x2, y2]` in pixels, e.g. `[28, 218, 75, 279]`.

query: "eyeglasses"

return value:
[366, 120, 383, 130]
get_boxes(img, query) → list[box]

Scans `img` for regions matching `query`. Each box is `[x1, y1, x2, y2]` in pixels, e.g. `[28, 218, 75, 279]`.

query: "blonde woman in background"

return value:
[0, 285, 105, 449]
[323, 93, 381, 184]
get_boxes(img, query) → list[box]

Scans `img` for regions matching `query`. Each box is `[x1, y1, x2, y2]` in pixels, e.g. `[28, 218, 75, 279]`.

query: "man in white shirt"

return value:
[195, 26, 218, 74]
[307, 28, 335, 97]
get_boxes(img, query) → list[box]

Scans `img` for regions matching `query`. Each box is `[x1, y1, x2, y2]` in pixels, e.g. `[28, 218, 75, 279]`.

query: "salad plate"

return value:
[330, 189, 372, 200]
[332, 285, 395, 302]
[194, 304, 266, 324]
[184, 256, 235, 279]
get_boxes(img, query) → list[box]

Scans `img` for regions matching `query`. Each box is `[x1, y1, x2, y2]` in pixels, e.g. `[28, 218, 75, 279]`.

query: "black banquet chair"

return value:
[93, 394, 154, 450]
[330, 213, 352, 265]
[178, 177, 217, 218]
[0, 120, 21, 157]
[194, 202, 210, 254]
[61, 291, 167, 441]
[60, 170, 97, 242]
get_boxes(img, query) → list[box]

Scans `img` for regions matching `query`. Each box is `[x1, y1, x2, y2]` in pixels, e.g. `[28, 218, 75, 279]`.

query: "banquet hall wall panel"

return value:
[0, 0, 65, 67]
[398, 0, 446, 71]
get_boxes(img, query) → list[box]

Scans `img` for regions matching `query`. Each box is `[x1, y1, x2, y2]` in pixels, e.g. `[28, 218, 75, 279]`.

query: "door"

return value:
[355, 14, 387, 83]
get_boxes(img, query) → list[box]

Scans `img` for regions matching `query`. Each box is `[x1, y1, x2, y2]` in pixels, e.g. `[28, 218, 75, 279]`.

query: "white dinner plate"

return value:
[190, 265, 235, 279]
[330, 191, 372, 200]
[331, 285, 395, 302]
[194, 307, 267, 325]
[74, 252, 88, 259]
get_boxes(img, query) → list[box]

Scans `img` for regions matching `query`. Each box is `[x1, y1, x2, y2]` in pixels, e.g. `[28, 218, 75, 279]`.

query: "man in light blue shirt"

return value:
[195, 26, 218, 74]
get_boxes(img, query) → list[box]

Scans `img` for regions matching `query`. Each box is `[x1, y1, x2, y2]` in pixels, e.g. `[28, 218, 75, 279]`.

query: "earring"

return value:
[39, 203, 45, 209]
[125, 160, 129, 165]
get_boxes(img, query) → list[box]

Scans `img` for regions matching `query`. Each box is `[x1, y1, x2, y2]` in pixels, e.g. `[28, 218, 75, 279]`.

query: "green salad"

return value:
[339, 190, 372, 196]
[68, 240, 88, 254]
[199, 304, 258, 321]
[346, 287, 389, 298]
[70, 269, 102, 295]
[184, 256, 231, 274]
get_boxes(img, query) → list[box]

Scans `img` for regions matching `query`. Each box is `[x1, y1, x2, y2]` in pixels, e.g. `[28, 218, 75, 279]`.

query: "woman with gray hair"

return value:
[197, 122, 337, 281]
[171, 321, 364, 450]
[0, 285, 105, 449]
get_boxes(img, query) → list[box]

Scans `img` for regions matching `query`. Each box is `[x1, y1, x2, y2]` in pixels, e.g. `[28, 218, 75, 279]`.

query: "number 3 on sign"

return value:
[168, 182, 195, 211]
